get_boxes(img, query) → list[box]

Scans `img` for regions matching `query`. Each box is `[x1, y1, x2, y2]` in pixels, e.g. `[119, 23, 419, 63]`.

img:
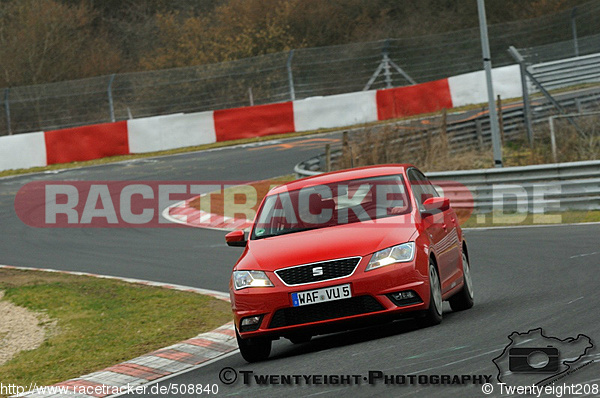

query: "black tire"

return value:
[288, 334, 312, 344]
[417, 260, 443, 328]
[236, 329, 271, 363]
[449, 251, 474, 311]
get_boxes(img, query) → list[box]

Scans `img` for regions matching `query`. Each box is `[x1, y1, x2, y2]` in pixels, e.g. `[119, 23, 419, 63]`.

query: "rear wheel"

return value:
[236, 329, 271, 363]
[449, 251, 474, 311]
[417, 260, 443, 327]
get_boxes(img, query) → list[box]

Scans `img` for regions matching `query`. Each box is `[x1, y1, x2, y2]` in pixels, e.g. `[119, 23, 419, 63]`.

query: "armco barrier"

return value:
[294, 158, 600, 213]
[529, 52, 600, 92]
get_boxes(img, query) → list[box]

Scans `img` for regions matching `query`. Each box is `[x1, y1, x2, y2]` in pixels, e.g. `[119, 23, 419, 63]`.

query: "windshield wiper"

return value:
[254, 227, 316, 239]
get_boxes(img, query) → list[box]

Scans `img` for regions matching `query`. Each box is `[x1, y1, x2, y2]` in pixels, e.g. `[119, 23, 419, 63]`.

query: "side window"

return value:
[408, 169, 439, 211]
[408, 169, 426, 210]
[414, 170, 440, 199]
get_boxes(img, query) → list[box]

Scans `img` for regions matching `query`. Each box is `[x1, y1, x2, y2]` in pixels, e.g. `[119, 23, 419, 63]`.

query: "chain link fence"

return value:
[3, 0, 600, 136]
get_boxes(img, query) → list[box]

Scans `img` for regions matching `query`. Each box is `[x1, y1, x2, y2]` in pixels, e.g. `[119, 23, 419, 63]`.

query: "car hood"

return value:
[236, 214, 417, 271]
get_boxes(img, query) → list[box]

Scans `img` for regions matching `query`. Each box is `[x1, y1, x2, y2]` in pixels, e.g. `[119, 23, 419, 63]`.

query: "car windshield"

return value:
[251, 175, 410, 240]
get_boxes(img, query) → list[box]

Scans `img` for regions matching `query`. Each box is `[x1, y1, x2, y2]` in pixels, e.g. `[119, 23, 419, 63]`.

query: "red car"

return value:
[225, 165, 473, 362]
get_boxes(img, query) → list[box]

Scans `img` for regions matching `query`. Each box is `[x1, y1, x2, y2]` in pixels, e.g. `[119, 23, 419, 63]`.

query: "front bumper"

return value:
[231, 255, 430, 339]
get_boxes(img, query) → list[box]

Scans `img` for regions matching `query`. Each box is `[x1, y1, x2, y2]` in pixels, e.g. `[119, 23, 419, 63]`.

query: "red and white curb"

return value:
[0, 265, 236, 398]
[163, 195, 252, 232]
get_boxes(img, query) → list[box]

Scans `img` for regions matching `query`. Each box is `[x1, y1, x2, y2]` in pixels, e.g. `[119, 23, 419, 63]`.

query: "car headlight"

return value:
[365, 242, 415, 271]
[233, 270, 274, 290]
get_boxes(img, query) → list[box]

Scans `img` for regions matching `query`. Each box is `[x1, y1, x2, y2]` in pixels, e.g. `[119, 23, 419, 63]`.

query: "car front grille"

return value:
[275, 257, 361, 286]
[268, 296, 385, 329]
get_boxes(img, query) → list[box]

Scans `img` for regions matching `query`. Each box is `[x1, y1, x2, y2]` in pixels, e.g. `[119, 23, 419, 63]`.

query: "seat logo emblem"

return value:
[313, 267, 323, 276]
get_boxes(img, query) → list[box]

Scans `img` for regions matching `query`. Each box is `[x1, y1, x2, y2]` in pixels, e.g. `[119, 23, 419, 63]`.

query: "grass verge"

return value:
[0, 269, 231, 393]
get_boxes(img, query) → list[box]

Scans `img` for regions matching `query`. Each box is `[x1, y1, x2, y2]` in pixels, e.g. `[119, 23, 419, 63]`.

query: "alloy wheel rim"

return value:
[463, 253, 474, 299]
[430, 265, 442, 315]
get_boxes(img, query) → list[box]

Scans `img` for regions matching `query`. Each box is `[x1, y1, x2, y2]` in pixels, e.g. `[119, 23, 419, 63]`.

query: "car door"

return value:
[408, 169, 461, 293]
[419, 171, 462, 286]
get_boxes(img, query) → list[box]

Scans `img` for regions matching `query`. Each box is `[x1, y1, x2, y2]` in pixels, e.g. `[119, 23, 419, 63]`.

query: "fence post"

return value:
[571, 7, 579, 57]
[475, 119, 484, 150]
[325, 144, 331, 172]
[248, 87, 254, 106]
[4, 88, 11, 135]
[287, 50, 296, 101]
[497, 95, 505, 144]
[548, 116, 558, 163]
[508, 46, 534, 146]
[382, 40, 393, 89]
[575, 98, 582, 114]
[364, 39, 416, 91]
[440, 108, 449, 150]
[108, 74, 116, 123]
[477, 0, 503, 168]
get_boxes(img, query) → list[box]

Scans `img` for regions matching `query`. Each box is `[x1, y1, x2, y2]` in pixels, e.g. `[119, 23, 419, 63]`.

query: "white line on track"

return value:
[567, 296, 585, 304]
[0, 264, 230, 300]
[570, 251, 600, 258]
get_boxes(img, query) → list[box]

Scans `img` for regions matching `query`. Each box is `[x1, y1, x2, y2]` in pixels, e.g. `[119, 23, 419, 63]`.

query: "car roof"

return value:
[269, 164, 417, 195]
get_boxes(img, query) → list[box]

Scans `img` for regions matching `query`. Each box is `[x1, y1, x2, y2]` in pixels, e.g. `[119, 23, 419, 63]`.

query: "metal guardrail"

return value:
[450, 88, 600, 148]
[426, 160, 600, 183]
[294, 158, 600, 213]
[528, 52, 600, 91]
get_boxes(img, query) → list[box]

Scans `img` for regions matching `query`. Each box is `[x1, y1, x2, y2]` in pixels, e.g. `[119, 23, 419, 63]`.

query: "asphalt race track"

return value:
[1, 132, 599, 397]
[0, 135, 339, 291]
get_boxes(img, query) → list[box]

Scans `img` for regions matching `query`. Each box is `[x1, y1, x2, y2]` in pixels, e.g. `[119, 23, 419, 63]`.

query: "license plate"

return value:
[291, 284, 351, 307]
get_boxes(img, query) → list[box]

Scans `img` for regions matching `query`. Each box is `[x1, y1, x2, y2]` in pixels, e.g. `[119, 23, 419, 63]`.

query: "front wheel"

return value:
[449, 251, 474, 311]
[417, 260, 443, 327]
[236, 329, 271, 363]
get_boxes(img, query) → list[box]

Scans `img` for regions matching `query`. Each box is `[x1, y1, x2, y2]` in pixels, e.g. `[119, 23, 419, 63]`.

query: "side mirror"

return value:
[422, 197, 450, 213]
[225, 230, 247, 247]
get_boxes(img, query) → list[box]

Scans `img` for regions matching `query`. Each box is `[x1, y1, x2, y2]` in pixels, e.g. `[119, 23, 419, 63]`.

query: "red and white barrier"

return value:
[448, 64, 522, 107]
[376, 78, 454, 120]
[0, 132, 46, 171]
[0, 65, 522, 172]
[294, 91, 378, 131]
[214, 102, 295, 141]
[44, 121, 129, 165]
[127, 111, 216, 153]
